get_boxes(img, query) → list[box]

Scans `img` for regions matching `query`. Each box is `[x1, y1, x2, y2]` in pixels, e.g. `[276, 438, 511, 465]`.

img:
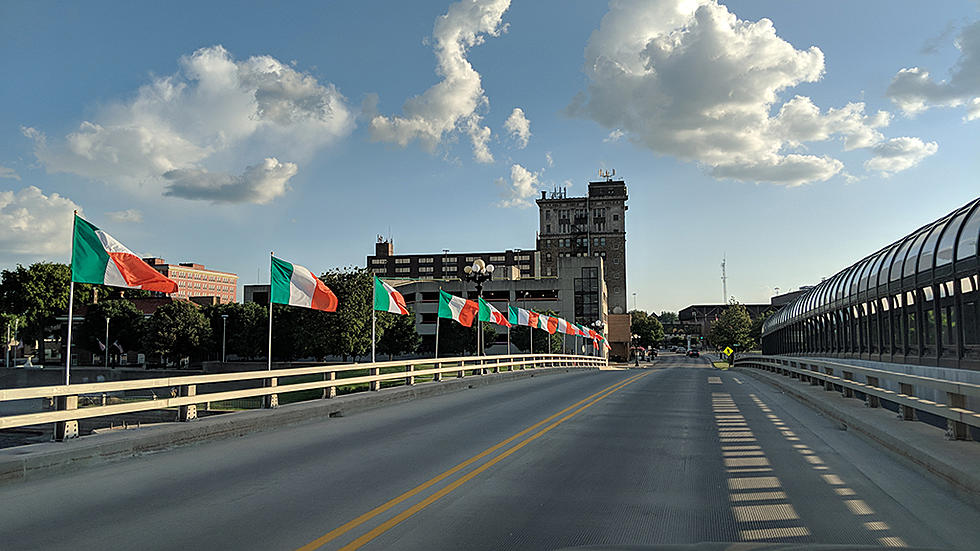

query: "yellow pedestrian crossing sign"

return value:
[723, 346, 733, 356]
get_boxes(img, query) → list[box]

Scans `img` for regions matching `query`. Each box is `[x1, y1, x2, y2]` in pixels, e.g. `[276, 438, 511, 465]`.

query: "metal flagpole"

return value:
[104, 317, 110, 369]
[65, 281, 74, 385]
[507, 325, 511, 355]
[530, 324, 533, 354]
[267, 252, 273, 371]
[371, 277, 376, 363]
[435, 316, 440, 359]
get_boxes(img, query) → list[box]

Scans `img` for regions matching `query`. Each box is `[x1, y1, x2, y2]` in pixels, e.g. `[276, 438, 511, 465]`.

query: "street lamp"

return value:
[462, 259, 494, 356]
[221, 314, 229, 363]
[632, 333, 640, 366]
[592, 319, 604, 357]
[105, 317, 110, 369]
[632, 292, 637, 311]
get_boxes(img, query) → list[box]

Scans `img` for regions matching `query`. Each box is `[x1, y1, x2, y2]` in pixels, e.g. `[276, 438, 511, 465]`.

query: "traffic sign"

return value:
[723, 346, 733, 356]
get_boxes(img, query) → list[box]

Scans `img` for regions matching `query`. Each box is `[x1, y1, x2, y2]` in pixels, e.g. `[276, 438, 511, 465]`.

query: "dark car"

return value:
[686, 349, 699, 357]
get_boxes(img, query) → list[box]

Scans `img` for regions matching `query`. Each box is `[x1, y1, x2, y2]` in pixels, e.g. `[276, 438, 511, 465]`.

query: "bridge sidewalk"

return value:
[740, 366, 980, 507]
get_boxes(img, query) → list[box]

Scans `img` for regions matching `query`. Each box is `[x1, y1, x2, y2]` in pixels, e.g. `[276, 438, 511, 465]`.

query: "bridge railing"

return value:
[0, 354, 605, 440]
[734, 355, 980, 441]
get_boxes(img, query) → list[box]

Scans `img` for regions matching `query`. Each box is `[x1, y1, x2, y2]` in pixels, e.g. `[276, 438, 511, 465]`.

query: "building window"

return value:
[419, 257, 433, 263]
[395, 258, 411, 264]
[613, 214, 619, 221]
[371, 259, 386, 265]
[546, 267, 553, 276]
[516, 254, 529, 261]
[490, 255, 506, 262]
[545, 210, 551, 220]
[419, 266, 434, 273]
[546, 224, 551, 233]
[545, 253, 553, 262]
[395, 267, 411, 274]
[519, 264, 530, 271]
[465, 256, 477, 262]
[443, 256, 457, 263]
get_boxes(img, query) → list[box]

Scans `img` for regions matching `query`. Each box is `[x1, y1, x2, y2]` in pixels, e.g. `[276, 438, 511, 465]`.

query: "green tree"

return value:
[376, 309, 421, 359]
[317, 267, 372, 361]
[80, 300, 146, 364]
[749, 308, 774, 350]
[203, 302, 268, 360]
[708, 300, 753, 353]
[657, 311, 678, 324]
[142, 301, 212, 365]
[421, 318, 496, 356]
[508, 311, 565, 353]
[629, 310, 665, 349]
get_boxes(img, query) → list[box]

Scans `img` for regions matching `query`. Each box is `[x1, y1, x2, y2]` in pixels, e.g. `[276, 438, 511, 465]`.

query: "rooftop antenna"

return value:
[721, 254, 728, 304]
[598, 168, 616, 180]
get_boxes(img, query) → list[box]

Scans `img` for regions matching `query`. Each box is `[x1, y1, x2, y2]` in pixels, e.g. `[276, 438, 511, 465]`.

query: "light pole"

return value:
[105, 317, 110, 369]
[593, 319, 604, 357]
[632, 334, 640, 366]
[462, 259, 494, 356]
[632, 292, 637, 311]
[221, 314, 229, 363]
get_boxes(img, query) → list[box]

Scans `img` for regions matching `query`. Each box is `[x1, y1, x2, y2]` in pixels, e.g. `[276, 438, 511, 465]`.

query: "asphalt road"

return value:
[1, 354, 979, 550]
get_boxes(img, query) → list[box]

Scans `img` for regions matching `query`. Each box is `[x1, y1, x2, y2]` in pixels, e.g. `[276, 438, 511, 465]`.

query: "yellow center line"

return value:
[335, 371, 652, 551]
[294, 371, 648, 551]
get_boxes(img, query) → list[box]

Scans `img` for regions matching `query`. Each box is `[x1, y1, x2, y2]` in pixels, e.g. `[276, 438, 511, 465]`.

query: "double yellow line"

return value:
[296, 370, 651, 551]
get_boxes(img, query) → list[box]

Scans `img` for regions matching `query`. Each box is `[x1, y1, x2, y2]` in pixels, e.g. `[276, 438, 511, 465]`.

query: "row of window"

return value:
[171, 271, 236, 284]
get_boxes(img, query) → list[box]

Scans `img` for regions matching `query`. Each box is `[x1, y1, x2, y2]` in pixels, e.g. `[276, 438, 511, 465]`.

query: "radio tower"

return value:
[721, 254, 728, 304]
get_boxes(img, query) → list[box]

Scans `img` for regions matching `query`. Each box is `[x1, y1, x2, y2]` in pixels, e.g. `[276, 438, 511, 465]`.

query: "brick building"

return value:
[143, 258, 238, 303]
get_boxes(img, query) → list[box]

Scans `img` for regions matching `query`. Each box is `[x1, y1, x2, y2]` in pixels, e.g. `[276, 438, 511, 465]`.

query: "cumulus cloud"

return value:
[23, 45, 354, 203]
[496, 163, 541, 208]
[571, 0, 929, 185]
[370, 0, 510, 163]
[0, 165, 20, 180]
[864, 137, 939, 176]
[503, 107, 531, 148]
[0, 186, 81, 260]
[106, 209, 143, 223]
[163, 158, 297, 204]
[887, 20, 980, 120]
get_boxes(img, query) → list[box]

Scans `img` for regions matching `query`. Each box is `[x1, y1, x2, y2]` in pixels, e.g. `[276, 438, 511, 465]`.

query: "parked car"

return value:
[686, 349, 699, 357]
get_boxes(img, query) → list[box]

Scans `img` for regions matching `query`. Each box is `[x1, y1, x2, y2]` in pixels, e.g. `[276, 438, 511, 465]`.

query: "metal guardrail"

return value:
[734, 355, 980, 441]
[0, 354, 606, 440]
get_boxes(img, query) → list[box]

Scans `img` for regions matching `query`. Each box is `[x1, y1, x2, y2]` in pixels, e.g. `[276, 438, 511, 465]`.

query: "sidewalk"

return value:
[740, 365, 980, 507]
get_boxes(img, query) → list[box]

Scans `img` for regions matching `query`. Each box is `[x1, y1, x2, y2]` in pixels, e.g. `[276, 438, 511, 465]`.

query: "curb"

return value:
[0, 367, 593, 486]
[740, 367, 980, 507]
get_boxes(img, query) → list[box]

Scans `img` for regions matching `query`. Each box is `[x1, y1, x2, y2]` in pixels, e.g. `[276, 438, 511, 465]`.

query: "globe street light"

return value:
[632, 333, 640, 366]
[462, 259, 494, 356]
[221, 314, 229, 363]
[592, 319, 604, 357]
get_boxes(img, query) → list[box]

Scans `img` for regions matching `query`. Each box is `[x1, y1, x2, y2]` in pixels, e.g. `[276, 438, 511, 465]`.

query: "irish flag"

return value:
[271, 256, 337, 311]
[479, 298, 511, 327]
[508, 306, 538, 327]
[536, 313, 559, 334]
[438, 290, 478, 327]
[374, 277, 408, 314]
[70, 214, 177, 293]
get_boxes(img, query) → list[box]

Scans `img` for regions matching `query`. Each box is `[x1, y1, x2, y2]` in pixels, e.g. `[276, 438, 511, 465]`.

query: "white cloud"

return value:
[503, 107, 531, 148]
[106, 209, 143, 223]
[370, 0, 510, 163]
[864, 137, 939, 176]
[545, 152, 554, 167]
[162, 158, 297, 204]
[496, 163, 541, 208]
[0, 186, 81, 260]
[571, 0, 925, 185]
[887, 20, 980, 120]
[23, 45, 354, 203]
[0, 165, 20, 180]
[603, 129, 625, 143]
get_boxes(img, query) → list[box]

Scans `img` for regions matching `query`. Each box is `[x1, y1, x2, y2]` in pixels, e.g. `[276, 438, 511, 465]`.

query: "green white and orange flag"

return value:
[479, 298, 511, 327]
[70, 214, 177, 293]
[438, 290, 478, 327]
[374, 277, 408, 314]
[271, 256, 338, 311]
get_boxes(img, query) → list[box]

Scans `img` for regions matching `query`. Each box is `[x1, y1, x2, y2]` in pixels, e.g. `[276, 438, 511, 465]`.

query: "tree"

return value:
[629, 310, 665, 349]
[508, 311, 565, 353]
[657, 311, 678, 324]
[708, 300, 753, 353]
[376, 309, 421, 359]
[142, 301, 212, 365]
[749, 308, 774, 351]
[80, 300, 146, 364]
[203, 302, 268, 360]
[317, 267, 372, 361]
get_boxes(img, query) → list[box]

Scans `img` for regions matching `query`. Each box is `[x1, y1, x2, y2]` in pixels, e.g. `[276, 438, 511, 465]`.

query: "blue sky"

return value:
[1, 0, 978, 313]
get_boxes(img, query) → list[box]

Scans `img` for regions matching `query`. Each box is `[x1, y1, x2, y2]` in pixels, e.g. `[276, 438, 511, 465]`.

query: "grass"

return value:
[712, 361, 731, 370]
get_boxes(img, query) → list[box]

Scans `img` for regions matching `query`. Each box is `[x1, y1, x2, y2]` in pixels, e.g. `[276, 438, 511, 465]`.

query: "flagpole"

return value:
[268, 252, 273, 372]
[65, 281, 74, 386]
[507, 325, 511, 355]
[530, 325, 533, 354]
[434, 317, 440, 359]
[371, 277, 376, 364]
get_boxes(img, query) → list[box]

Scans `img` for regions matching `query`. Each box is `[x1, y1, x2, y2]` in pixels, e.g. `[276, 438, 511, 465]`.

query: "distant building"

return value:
[536, 174, 629, 314]
[366, 239, 541, 280]
[243, 284, 270, 306]
[143, 258, 238, 303]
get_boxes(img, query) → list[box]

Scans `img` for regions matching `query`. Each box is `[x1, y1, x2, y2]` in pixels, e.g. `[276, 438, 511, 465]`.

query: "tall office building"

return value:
[536, 174, 628, 314]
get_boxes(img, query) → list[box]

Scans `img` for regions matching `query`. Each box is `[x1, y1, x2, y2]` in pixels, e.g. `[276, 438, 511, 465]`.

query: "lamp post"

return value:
[462, 258, 494, 356]
[632, 333, 640, 366]
[593, 319, 604, 357]
[632, 292, 637, 311]
[105, 317, 110, 369]
[221, 314, 229, 363]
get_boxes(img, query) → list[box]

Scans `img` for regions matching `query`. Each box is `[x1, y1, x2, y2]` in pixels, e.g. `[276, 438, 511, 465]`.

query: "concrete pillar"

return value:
[433, 362, 442, 382]
[322, 371, 336, 399]
[824, 368, 835, 391]
[494, 358, 500, 374]
[898, 383, 915, 421]
[264, 377, 279, 409]
[841, 372, 854, 398]
[370, 367, 381, 391]
[178, 384, 197, 421]
[946, 392, 971, 440]
[406, 364, 415, 386]
[864, 376, 880, 408]
[54, 395, 79, 441]
[457, 361, 465, 378]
